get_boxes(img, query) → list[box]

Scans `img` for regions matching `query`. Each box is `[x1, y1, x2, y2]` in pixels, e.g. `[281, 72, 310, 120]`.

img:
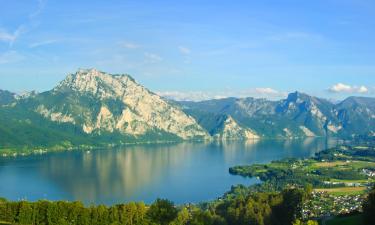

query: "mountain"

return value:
[178, 92, 375, 138]
[25, 69, 209, 138]
[335, 97, 375, 137]
[0, 69, 374, 153]
[0, 90, 16, 106]
[0, 69, 212, 152]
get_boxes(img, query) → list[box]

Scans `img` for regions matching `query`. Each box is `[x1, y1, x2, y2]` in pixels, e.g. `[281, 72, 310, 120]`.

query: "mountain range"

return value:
[0, 69, 374, 152]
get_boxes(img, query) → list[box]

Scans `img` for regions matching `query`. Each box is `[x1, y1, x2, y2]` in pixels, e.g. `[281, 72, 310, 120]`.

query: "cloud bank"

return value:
[328, 83, 369, 94]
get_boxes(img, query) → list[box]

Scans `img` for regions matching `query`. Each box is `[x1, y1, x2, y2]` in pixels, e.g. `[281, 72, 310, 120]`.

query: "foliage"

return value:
[215, 188, 306, 225]
[325, 214, 363, 225]
[292, 219, 318, 225]
[0, 200, 149, 225]
[0, 188, 306, 225]
[363, 186, 375, 225]
[147, 199, 178, 225]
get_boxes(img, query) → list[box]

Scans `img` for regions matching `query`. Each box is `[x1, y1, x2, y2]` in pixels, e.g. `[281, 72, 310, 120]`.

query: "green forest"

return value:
[1, 187, 374, 225]
[0, 189, 314, 225]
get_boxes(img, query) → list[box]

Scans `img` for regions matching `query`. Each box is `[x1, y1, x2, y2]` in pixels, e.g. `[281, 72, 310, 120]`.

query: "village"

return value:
[303, 191, 366, 219]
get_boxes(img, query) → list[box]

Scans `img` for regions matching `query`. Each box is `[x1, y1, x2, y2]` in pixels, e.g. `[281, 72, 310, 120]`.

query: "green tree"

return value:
[363, 186, 375, 225]
[17, 201, 34, 225]
[147, 199, 178, 225]
[46, 202, 62, 225]
[293, 219, 318, 225]
[274, 189, 304, 225]
[189, 210, 226, 225]
[170, 207, 190, 225]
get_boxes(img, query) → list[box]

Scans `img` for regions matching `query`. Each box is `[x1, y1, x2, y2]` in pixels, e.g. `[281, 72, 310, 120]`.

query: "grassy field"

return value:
[315, 161, 349, 167]
[314, 186, 367, 195]
[324, 214, 363, 225]
[314, 160, 375, 168]
[329, 178, 373, 184]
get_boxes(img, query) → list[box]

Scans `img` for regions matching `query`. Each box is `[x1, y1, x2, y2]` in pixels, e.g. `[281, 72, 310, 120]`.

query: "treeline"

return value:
[0, 189, 314, 225]
[315, 145, 375, 162]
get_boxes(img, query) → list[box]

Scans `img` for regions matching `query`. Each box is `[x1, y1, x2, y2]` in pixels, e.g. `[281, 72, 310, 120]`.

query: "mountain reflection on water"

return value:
[0, 138, 338, 204]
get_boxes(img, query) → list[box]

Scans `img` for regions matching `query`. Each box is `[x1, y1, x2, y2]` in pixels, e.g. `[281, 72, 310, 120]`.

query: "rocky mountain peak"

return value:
[286, 91, 313, 103]
[54, 68, 141, 99]
[37, 69, 211, 140]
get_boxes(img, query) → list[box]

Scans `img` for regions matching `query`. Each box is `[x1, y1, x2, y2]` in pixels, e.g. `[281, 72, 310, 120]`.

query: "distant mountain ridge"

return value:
[0, 68, 374, 152]
[177, 92, 375, 139]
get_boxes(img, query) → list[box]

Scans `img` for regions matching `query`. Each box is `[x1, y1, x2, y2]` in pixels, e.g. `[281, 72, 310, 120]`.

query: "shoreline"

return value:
[0, 136, 340, 158]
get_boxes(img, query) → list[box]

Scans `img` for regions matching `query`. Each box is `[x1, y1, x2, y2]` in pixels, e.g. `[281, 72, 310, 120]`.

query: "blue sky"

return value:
[0, 0, 374, 100]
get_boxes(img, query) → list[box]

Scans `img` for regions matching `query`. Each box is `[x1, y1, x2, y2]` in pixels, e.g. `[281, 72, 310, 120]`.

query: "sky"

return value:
[0, 0, 374, 101]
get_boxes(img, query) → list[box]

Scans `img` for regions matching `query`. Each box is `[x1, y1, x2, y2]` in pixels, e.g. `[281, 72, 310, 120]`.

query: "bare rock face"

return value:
[214, 116, 259, 140]
[38, 69, 209, 140]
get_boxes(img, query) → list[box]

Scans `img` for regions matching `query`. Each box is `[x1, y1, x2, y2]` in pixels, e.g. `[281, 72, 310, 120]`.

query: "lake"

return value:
[0, 138, 338, 205]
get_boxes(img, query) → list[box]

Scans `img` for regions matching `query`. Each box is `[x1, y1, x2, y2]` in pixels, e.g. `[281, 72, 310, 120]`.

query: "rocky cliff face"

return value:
[31, 69, 209, 140]
[213, 115, 259, 140]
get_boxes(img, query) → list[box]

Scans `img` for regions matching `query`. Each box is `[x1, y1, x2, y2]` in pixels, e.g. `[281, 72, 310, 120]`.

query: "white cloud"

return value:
[0, 1, 46, 47]
[0, 51, 24, 64]
[144, 52, 163, 63]
[328, 83, 369, 94]
[0, 26, 26, 46]
[0, 30, 16, 42]
[122, 41, 141, 49]
[329, 83, 352, 92]
[178, 46, 191, 54]
[29, 39, 59, 48]
[157, 88, 286, 101]
[254, 87, 279, 95]
[29, 0, 47, 18]
[357, 86, 369, 93]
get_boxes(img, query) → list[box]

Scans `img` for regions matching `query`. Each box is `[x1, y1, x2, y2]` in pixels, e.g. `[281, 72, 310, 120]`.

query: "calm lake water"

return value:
[0, 138, 338, 205]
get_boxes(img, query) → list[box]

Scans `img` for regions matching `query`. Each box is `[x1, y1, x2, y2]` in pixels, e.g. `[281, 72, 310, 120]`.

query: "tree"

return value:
[363, 186, 375, 225]
[275, 189, 304, 225]
[189, 210, 226, 225]
[293, 219, 318, 225]
[46, 202, 61, 225]
[170, 207, 190, 225]
[147, 198, 178, 225]
[17, 201, 34, 225]
[304, 184, 313, 197]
